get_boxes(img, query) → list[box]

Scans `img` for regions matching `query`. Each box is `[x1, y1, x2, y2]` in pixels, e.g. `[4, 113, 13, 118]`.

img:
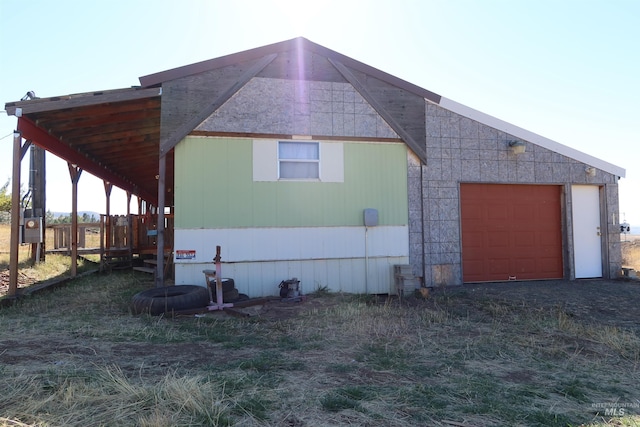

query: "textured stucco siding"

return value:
[408, 101, 621, 286]
[196, 77, 399, 139]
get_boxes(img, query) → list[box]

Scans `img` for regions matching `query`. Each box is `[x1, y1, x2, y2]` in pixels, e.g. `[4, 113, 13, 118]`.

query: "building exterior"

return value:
[5, 37, 626, 297]
[141, 38, 625, 295]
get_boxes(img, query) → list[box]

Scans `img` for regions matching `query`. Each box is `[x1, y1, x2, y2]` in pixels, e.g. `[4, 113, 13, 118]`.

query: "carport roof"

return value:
[5, 87, 165, 205]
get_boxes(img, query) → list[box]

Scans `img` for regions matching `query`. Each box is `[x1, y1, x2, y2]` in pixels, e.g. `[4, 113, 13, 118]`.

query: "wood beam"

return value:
[104, 181, 113, 252]
[5, 87, 161, 115]
[20, 139, 32, 159]
[8, 132, 23, 296]
[68, 163, 82, 277]
[30, 98, 160, 122]
[37, 105, 160, 132]
[17, 116, 156, 204]
[328, 58, 427, 164]
[159, 53, 278, 155]
[54, 119, 161, 141]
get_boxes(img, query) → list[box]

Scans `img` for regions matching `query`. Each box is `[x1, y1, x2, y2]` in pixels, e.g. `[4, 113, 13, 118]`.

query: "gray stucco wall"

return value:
[408, 101, 621, 286]
[197, 77, 398, 139]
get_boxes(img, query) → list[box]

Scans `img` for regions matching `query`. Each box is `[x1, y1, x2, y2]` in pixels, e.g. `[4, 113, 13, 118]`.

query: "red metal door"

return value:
[460, 184, 563, 282]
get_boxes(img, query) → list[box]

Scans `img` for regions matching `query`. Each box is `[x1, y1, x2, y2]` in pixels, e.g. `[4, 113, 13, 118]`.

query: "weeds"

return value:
[1, 271, 640, 426]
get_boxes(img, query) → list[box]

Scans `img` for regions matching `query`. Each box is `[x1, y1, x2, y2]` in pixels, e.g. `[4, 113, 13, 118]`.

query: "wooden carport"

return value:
[4, 87, 172, 295]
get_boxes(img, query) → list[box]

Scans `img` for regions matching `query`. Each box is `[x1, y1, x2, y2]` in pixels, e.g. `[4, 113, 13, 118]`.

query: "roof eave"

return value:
[4, 87, 161, 116]
[438, 97, 626, 178]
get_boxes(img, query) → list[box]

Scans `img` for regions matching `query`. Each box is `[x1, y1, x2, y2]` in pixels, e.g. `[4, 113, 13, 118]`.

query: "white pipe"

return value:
[364, 226, 369, 294]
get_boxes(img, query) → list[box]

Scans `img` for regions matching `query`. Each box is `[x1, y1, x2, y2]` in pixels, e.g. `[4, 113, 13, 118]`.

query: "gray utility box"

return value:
[363, 208, 378, 227]
[23, 217, 43, 243]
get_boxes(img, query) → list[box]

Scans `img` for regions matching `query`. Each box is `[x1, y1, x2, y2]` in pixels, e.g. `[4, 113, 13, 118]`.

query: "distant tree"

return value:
[45, 210, 55, 224]
[0, 180, 11, 212]
[0, 179, 30, 213]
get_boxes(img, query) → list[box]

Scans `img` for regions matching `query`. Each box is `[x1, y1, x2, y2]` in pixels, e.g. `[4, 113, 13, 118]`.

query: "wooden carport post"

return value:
[155, 154, 166, 288]
[104, 181, 112, 251]
[68, 163, 82, 277]
[126, 191, 132, 216]
[8, 131, 25, 296]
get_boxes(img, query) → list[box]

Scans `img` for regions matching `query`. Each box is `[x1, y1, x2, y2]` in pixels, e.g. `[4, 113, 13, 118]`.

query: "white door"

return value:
[572, 185, 603, 278]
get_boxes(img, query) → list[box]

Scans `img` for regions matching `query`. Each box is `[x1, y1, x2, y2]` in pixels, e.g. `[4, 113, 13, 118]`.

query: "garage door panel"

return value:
[488, 258, 509, 276]
[513, 231, 535, 247]
[513, 257, 535, 274]
[487, 204, 509, 220]
[538, 231, 560, 246]
[539, 257, 563, 274]
[461, 184, 563, 282]
[513, 205, 535, 220]
[488, 233, 509, 248]
[464, 231, 484, 248]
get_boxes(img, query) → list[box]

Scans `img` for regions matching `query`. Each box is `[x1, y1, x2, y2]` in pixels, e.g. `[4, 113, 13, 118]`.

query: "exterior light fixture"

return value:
[585, 166, 596, 177]
[20, 91, 36, 101]
[508, 140, 526, 154]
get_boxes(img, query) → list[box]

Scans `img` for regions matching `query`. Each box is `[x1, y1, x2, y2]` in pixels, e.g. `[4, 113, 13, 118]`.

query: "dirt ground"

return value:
[1, 278, 638, 384]
[212, 276, 640, 336]
[428, 278, 640, 334]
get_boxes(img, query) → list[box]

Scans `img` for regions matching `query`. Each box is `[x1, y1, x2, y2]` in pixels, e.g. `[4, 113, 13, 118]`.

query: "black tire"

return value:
[222, 288, 239, 302]
[131, 285, 210, 316]
[235, 293, 250, 302]
[207, 278, 235, 293]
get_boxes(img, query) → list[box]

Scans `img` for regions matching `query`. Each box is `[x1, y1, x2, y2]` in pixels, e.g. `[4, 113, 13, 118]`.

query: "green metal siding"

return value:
[175, 137, 408, 228]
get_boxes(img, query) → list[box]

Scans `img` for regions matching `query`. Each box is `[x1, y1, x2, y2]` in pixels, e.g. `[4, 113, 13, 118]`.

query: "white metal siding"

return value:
[174, 225, 409, 295]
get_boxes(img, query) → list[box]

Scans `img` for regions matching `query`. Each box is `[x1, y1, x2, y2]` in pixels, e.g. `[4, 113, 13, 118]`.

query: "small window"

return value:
[278, 141, 320, 179]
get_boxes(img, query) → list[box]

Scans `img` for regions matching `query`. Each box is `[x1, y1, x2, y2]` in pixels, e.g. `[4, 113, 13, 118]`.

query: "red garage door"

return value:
[460, 184, 563, 282]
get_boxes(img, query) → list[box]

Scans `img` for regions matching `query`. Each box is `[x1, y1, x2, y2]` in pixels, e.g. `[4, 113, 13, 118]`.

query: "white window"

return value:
[278, 141, 320, 179]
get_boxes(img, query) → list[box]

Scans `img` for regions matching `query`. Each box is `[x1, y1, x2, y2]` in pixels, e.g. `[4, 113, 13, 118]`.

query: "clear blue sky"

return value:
[1, 0, 638, 225]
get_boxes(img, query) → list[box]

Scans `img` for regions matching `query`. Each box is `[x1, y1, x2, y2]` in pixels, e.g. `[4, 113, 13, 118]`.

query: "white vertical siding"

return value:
[174, 225, 408, 296]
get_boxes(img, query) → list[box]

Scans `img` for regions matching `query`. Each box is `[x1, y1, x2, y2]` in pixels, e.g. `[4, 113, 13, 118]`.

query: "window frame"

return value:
[277, 140, 321, 180]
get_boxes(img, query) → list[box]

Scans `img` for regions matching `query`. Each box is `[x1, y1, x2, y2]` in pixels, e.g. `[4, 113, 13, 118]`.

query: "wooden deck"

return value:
[46, 214, 174, 277]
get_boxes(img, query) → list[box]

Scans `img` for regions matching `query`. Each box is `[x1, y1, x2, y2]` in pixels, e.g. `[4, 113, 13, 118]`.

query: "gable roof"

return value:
[144, 37, 432, 162]
[141, 37, 625, 178]
[3, 37, 625, 208]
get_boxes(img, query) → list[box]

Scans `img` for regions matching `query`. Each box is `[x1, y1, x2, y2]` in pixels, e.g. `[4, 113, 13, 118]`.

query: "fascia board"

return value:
[438, 97, 626, 178]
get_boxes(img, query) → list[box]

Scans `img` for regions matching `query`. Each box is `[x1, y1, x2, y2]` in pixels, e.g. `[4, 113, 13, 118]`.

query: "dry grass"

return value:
[1, 227, 640, 426]
[622, 239, 640, 270]
[0, 224, 99, 296]
[0, 272, 639, 426]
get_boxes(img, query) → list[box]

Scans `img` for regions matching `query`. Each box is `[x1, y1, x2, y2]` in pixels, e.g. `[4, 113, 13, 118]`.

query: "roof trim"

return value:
[139, 37, 442, 104]
[159, 53, 277, 155]
[329, 58, 427, 163]
[5, 87, 161, 116]
[438, 97, 626, 178]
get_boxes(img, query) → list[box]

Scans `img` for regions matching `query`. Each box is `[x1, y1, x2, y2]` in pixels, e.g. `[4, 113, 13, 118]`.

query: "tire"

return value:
[207, 278, 235, 293]
[210, 288, 240, 303]
[131, 285, 210, 316]
[235, 293, 250, 302]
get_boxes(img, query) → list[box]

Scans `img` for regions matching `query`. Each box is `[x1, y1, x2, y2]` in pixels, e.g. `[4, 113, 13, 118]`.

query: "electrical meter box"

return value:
[22, 217, 43, 243]
[363, 208, 378, 227]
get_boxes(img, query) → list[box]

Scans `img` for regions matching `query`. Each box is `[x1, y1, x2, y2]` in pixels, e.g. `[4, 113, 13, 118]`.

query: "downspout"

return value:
[421, 163, 426, 286]
[156, 154, 166, 287]
[364, 225, 369, 294]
